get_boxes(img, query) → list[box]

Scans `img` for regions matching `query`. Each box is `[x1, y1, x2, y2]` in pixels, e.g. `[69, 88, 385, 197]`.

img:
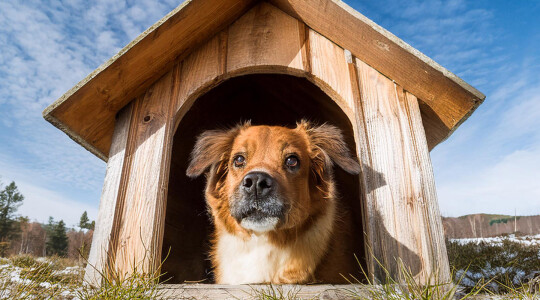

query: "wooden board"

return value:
[158, 284, 369, 299]
[109, 70, 177, 277]
[271, 0, 485, 149]
[351, 58, 450, 284]
[308, 29, 355, 117]
[226, 2, 305, 74]
[157, 283, 494, 299]
[84, 103, 133, 286]
[43, 0, 256, 159]
[175, 33, 225, 114]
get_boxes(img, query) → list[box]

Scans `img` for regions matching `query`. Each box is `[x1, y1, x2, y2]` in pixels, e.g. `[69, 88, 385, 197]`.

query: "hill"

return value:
[442, 213, 540, 239]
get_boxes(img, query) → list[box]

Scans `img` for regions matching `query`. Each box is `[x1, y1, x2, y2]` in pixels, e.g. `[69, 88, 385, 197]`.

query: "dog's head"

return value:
[186, 121, 360, 235]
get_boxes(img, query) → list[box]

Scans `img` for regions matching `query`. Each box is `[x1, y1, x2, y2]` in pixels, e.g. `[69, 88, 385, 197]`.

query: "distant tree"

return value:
[0, 181, 24, 242]
[44, 217, 55, 256]
[79, 211, 91, 230]
[46, 219, 68, 257]
[0, 241, 9, 257]
[14, 220, 46, 256]
[67, 229, 93, 262]
[15, 216, 29, 254]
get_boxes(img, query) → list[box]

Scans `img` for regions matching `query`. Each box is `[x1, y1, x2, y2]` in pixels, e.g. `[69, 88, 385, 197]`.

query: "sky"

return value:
[0, 0, 538, 226]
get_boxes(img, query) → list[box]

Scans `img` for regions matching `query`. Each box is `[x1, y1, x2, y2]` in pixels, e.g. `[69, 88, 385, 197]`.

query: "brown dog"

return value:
[186, 120, 361, 284]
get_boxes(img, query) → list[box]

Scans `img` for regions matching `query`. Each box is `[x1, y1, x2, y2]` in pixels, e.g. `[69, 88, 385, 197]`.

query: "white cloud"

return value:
[0, 0, 180, 223]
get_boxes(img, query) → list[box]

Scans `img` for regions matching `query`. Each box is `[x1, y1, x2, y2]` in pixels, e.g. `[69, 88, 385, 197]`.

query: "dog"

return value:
[186, 120, 361, 284]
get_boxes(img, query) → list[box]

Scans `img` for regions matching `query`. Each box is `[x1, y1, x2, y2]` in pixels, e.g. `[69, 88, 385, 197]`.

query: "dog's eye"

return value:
[285, 156, 299, 168]
[233, 155, 246, 168]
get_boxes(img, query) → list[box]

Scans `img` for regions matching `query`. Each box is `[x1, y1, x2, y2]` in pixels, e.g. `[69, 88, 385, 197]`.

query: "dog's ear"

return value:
[298, 120, 361, 175]
[186, 122, 249, 177]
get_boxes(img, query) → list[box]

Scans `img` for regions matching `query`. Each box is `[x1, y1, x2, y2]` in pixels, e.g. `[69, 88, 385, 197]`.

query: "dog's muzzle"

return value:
[230, 171, 286, 232]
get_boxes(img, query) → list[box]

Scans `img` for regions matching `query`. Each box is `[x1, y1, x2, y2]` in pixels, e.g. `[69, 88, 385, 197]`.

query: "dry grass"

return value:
[0, 254, 82, 299]
[246, 284, 304, 300]
[1, 238, 539, 299]
[446, 238, 540, 295]
[0, 252, 166, 300]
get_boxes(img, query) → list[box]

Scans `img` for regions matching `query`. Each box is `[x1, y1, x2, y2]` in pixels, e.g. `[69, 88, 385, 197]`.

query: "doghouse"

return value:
[43, 0, 484, 288]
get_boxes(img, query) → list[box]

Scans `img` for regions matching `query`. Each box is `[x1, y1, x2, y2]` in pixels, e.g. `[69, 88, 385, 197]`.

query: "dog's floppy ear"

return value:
[298, 120, 361, 175]
[186, 122, 249, 177]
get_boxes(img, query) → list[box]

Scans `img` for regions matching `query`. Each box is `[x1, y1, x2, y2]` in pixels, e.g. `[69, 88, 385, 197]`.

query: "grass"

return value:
[0, 252, 167, 300]
[338, 255, 478, 300]
[0, 254, 82, 299]
[75, 269, 165, 300]
[0, 237, 539, 299]
[246, 284, 303, 300]
[446, 238, 540, 294]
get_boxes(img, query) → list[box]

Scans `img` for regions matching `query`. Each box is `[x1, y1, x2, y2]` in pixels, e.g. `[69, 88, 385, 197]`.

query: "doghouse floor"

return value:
[158, 284, 370, 299]
[161, 74, 366, 283]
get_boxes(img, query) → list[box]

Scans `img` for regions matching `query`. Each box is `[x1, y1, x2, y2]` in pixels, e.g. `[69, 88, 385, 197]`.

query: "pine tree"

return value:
[0, 181, 24, 242]
[79, 211, 90, 230]
[46, 220, 68, 257]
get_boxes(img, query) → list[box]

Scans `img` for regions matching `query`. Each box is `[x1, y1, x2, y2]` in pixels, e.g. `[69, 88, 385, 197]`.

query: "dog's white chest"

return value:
[216, 232, 289, 284]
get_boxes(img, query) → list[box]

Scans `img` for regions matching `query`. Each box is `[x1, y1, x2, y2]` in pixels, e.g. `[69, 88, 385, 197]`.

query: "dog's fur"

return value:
[186, 121, 361, 284]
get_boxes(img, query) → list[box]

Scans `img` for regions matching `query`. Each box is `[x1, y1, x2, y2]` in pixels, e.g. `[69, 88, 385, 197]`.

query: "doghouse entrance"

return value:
[161, 74, 366, 283]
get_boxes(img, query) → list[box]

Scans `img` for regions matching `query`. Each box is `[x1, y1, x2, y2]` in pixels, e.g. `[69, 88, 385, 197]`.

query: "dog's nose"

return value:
[242, 172, 274, 198]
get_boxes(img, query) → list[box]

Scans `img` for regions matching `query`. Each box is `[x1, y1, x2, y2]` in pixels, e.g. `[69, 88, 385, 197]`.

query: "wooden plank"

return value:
[351, 58, 450, 284]
[402, 89, 450, 283]
[227, 2, 305, 75]
[110, 69, 177, 277]
[158, 284, 369, 299]
[84, 103, 133, 286]
[308, 29, 355, 117]
[43, 0, 256, 159]
[174, 32, 225, 116]
[270, 0, 485, 148]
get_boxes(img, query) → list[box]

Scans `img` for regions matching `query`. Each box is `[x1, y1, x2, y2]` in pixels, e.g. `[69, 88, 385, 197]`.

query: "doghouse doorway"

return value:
[161, 73, 366, 283]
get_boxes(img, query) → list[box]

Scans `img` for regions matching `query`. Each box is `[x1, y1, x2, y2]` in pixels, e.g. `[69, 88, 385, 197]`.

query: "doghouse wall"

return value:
[161, 74, 366, 283]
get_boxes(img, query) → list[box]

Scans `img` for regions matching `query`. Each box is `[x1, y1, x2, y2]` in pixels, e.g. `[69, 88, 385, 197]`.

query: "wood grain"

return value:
[227, 2, 305, 74]
[110, 70, 177, 277]
[174, 33, 224, 114]
[352, 58, 450, 284]
[158, 284, 369, 299]
[308, 29, 355, 117]
[84, 103, 133, 286]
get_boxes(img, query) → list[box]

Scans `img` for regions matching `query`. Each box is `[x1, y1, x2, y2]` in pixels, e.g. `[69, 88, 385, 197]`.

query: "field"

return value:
[0, 236, 538, 299]
[447, 234, 540, 298]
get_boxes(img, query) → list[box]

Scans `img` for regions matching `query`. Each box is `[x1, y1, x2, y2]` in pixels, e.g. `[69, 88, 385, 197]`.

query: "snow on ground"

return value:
[451, 234, 540, 246]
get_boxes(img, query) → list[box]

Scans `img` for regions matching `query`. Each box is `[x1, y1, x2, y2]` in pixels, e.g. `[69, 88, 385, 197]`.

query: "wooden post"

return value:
[85, 69, 177, 284]
[111, 69, 176, 278]
[350, 57, 450, 284]
[84, 103, 133, 286]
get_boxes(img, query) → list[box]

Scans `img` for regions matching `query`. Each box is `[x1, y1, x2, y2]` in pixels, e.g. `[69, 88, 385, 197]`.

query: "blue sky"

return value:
[0, 0, 538, 226]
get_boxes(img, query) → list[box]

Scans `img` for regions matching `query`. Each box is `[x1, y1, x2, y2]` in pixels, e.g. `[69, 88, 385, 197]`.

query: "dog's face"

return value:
[186, 121, 360, 235]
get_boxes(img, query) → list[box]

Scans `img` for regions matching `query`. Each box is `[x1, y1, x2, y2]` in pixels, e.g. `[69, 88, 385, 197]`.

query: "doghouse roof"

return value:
[43, 0, 485, 161]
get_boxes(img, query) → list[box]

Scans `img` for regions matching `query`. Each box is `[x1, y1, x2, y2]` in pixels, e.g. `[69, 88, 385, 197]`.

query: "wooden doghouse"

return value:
[43, 0, 484, 287]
